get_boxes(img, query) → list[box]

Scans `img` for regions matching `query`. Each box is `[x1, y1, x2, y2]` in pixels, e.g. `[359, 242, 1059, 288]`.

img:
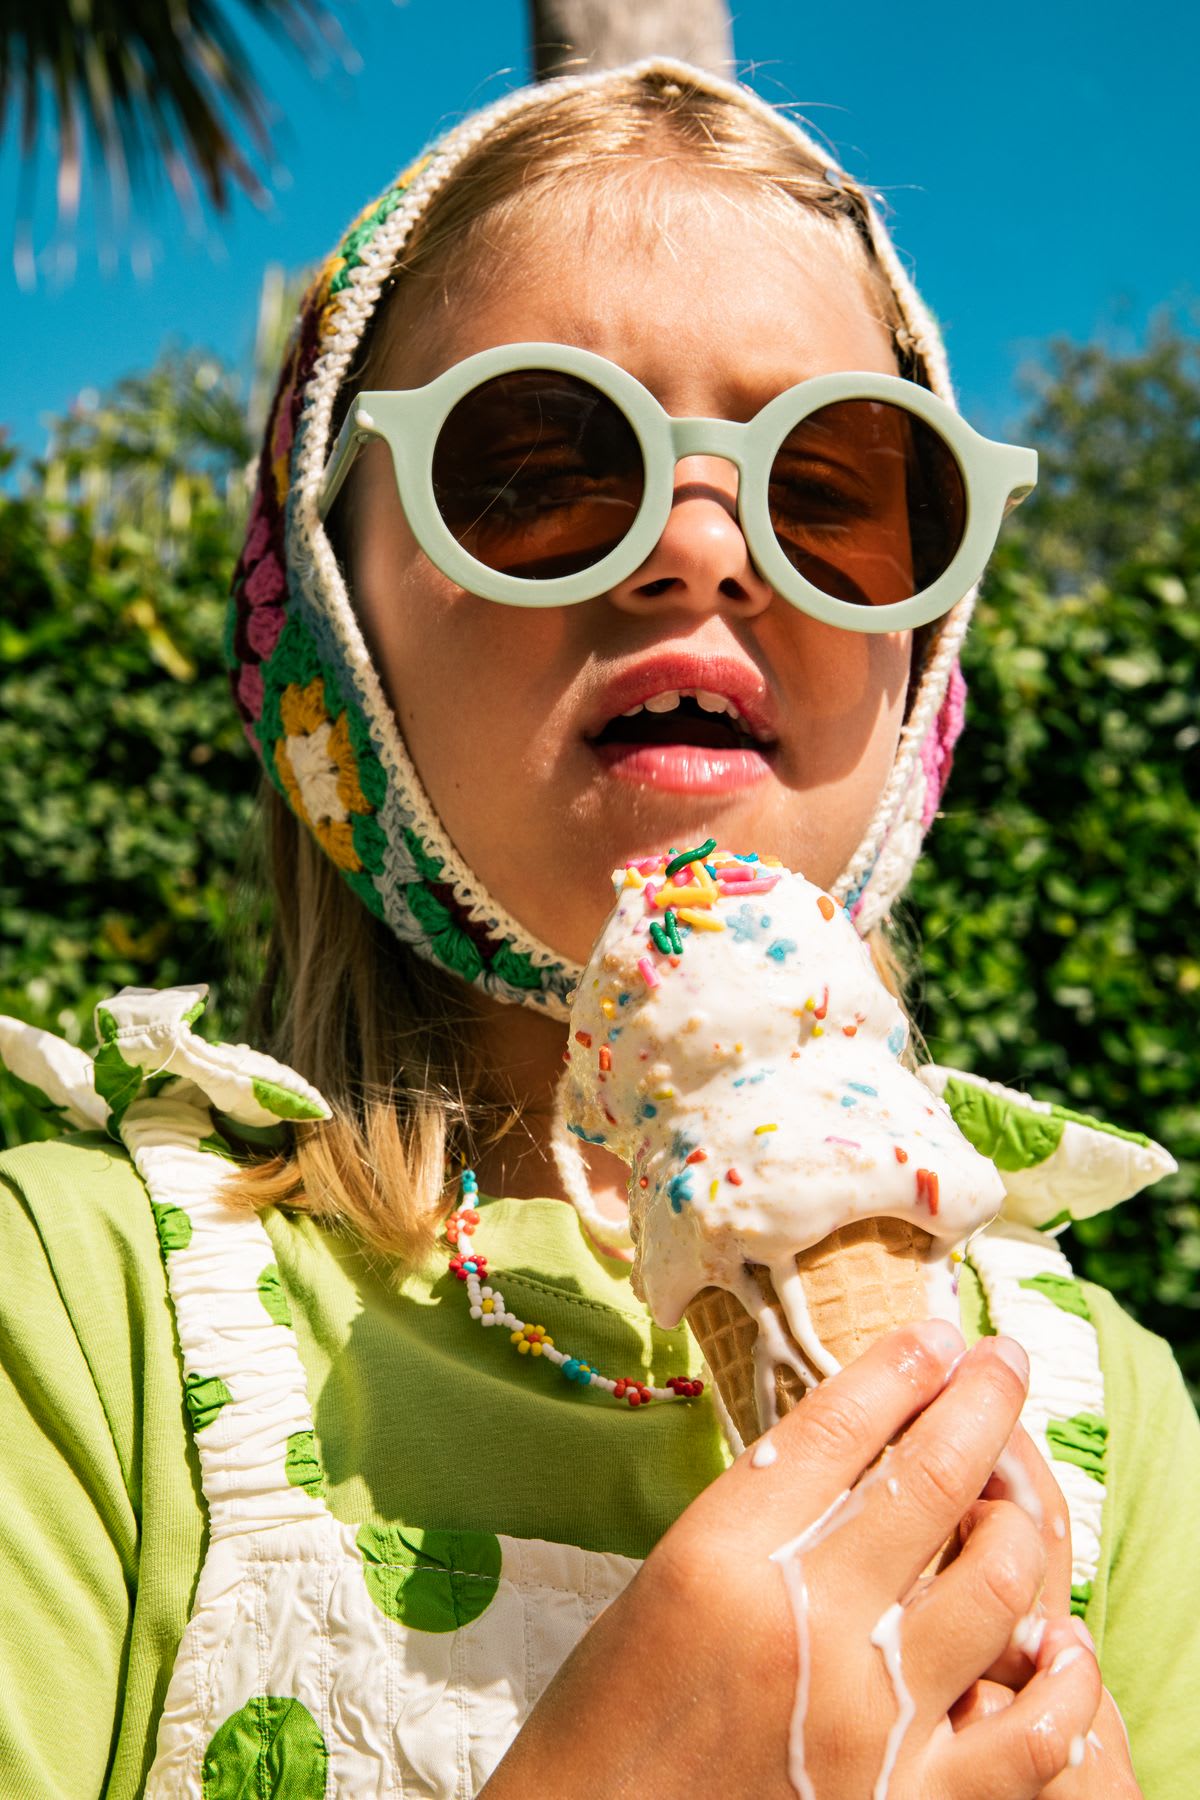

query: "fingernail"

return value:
[1050, 1645, 1084, 1676]
[1010, 1610, 1046, 1659]
[1071, 1615, 1096, 1655]
[990, 1336, 1029, 1382]
[913, 1318, 964, 1363]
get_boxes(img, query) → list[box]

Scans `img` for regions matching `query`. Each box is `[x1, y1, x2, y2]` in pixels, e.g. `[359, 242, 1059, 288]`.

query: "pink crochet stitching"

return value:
[920, 660, 967, 830]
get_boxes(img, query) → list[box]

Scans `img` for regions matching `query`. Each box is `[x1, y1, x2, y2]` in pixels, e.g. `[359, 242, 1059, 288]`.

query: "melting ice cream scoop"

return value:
[563, 842, 1005, 1431]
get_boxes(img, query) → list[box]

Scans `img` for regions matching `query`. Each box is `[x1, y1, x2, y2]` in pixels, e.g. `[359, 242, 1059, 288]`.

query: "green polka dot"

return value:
[251, 1076, 325, 1120]
[184, 1372, 233, 1433]
[1070, 1580, 1093, 1618]
[201, 1695, 327, 1799]
[357, 1522, 502, 1633]
[258, 1263, 293, 1327]
[92, 1011, 143, 1126]
[1048, 1101, 1153, 1149]
[152, 1201, 193, 1254]
[1018, 1272, 1092, 1320]
[1046, 1412, 1108, 1484]
[941, 1077, 1065, 1171]
[285, 1429, 325, 1500]
[199, 1129, 238, 1161]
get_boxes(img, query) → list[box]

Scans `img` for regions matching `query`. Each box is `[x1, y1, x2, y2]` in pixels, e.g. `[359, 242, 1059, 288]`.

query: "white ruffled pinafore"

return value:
[0, 987, 1175, 1796]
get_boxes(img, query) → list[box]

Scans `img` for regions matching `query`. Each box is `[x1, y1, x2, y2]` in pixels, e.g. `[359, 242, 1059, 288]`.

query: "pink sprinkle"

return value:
[716, 875, 779, 896]
[642, 881, 659, 907]
[717, 863, 758, 883]
[824, 1136, 861, 1150]
[634, 857, 661, 873]
[637, 956, 660, 989]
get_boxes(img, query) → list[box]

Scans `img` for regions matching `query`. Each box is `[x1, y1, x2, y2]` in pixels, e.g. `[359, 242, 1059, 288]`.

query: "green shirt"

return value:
[0, 1134, 1197, 1798]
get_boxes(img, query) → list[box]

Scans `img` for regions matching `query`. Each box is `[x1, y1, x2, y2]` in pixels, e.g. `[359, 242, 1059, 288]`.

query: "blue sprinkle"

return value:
[847, 1082, 878, 1097]
[760, 915, 772, 929]
[734, 1069, 770, 1088]
[568, 1123, 608, 1144]
[668, 1171, 694, 1213]
[704, 862, 717, 877]
[638, 1102, 658, 1121]
[618, 993, 630, 1007]
[734, 852, 759, 862]
[840, 1095, 858, 1108]
[887, 1024, 906, 1056]
[729, 904, 760, 944]
[766, 938, 797, 963]
[608, 1027, 623, 1039]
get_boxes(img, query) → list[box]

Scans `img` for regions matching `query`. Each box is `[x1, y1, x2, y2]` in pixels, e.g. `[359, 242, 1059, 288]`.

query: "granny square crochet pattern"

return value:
[227, 57, 975, 1021]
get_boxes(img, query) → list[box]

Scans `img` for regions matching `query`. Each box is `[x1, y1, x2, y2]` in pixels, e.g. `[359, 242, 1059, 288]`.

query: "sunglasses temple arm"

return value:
[318, 402, 378, 522]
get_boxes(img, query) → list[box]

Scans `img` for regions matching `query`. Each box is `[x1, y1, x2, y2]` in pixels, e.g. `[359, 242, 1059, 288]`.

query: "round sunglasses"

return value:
[318, 342, 1037, 634]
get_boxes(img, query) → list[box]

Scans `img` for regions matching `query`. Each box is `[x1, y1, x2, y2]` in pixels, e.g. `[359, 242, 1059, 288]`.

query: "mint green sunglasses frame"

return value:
[318, 341, 1037, 633]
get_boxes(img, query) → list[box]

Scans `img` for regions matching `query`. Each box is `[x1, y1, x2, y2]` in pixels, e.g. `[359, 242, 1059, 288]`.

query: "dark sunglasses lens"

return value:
[768, 400, 966, 608]
[432, 371, 644, 581]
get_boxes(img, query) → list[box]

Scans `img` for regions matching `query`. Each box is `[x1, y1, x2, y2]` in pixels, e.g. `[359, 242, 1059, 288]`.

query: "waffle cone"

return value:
[685, 1215, 934, 1445]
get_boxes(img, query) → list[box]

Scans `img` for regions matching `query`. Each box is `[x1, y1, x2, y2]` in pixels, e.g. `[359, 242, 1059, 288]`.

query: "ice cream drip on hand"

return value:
[563, 841, 1005, 1426]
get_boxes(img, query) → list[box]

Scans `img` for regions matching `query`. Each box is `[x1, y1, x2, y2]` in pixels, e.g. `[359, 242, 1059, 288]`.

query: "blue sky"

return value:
[1, 0, 1196, 458]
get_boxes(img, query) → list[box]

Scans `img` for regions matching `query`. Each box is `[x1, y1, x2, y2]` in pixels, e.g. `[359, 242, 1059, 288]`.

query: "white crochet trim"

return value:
[285, 54, 972, 1010]
[967, 1222, 1106, 1599]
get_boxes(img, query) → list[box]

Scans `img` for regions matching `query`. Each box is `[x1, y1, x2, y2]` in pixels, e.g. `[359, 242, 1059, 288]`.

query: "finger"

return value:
[949, 1679, 1015, 1731]
[983, 1421, 1072, 1617]
[827, 1335, 1031, 1595]
[707, 1317, 965, 1545]
[1037, 1684, 1142, 1798]
[937, 1617, 1102, 1800]
[904, 1498, 1046, 1712]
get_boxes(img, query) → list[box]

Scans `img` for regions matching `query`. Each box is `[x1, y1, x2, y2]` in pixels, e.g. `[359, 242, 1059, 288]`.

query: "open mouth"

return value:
[587, 689, 776, 792]
[590, 689, 770, 754]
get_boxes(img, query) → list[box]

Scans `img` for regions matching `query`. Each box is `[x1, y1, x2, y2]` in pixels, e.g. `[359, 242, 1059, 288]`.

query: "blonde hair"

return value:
[225, 67, 921, 1265]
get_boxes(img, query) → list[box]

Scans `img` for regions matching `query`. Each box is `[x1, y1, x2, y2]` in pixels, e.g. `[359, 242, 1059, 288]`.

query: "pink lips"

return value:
[590, 741, 773, 792]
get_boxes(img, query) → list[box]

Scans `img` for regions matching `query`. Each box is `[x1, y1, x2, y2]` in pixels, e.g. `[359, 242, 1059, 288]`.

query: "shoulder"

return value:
[0, 1129, 161, 1274]
[0, 1132, 171, 1435]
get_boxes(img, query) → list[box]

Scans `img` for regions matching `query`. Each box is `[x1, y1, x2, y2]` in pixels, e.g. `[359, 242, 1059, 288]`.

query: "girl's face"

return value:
[348, 178, 913, 963]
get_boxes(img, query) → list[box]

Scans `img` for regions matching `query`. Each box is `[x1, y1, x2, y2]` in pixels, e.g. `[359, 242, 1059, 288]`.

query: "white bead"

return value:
[469, 1307, 481, 1320]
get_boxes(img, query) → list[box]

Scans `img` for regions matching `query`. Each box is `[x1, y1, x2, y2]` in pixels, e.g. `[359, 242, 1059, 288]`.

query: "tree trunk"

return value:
[527, 0, 734, 80]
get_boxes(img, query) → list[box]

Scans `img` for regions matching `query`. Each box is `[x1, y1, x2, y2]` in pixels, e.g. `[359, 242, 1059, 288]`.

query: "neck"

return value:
[465, 986, 630, 1227]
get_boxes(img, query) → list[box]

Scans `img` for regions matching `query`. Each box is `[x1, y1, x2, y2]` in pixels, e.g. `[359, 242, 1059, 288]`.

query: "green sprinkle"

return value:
[665, 838, 717, 879]
[664, 908, 683, 954]
[648, 922, 672, 955]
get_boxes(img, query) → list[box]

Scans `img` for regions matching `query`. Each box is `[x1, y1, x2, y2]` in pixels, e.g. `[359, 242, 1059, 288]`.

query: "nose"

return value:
[606, 455, 774, 619]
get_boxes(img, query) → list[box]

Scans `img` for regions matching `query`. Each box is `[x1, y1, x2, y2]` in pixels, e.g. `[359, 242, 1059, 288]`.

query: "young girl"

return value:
[1, 55, 1196, 1800]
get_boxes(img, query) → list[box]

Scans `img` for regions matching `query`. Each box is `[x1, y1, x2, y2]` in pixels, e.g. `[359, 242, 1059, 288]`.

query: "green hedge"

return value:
[1, 332, 1196, 1392]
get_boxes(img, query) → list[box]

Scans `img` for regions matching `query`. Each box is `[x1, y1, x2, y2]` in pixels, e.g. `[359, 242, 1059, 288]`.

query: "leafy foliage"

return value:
[0, 325, 1196, 1393]
[907, 324, 1200, 1393]
[0, 352, 261, 1147]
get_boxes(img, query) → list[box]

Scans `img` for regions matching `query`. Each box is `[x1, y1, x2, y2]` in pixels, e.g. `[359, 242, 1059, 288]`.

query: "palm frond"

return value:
[0, 0, 352, 271]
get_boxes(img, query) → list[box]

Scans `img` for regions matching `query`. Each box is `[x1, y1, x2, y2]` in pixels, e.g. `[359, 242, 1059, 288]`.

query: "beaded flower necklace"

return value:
[445, 1168, 704, 1408]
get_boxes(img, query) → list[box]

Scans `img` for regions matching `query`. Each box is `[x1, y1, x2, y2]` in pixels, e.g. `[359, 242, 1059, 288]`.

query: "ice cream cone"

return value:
[685, 1215, 935, 1445]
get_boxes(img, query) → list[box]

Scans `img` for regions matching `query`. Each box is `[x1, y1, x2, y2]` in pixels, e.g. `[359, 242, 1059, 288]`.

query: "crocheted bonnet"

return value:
[227, 54, 972, 1023]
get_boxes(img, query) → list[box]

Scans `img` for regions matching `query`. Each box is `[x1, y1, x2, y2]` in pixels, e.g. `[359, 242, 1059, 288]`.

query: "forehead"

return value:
[378, 173, 899, 415]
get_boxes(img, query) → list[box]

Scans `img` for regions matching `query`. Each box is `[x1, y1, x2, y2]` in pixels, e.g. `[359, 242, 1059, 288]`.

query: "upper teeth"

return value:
[622, 689, 742, 720]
